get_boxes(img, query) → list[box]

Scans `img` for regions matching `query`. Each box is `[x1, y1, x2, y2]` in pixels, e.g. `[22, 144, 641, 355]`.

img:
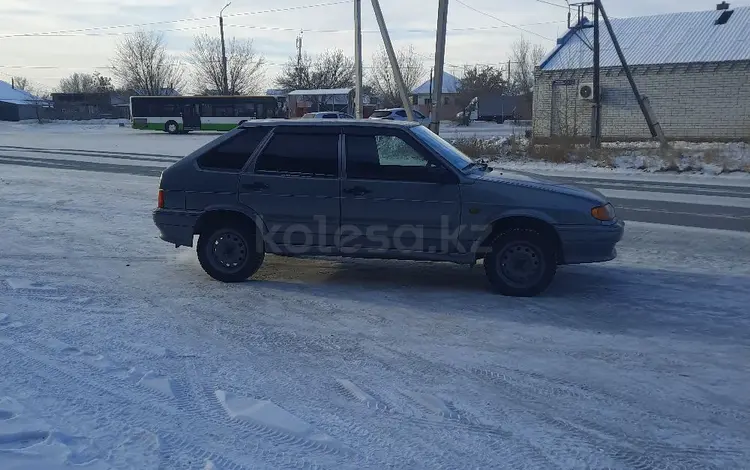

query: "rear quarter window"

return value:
[196, 127, 270, 171]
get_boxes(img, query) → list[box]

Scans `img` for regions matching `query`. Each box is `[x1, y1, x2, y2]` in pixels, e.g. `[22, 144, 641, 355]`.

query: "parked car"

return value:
[369, 108, 431, 127]
[301, 111, 355, 119]
[153, 120, 624, 297]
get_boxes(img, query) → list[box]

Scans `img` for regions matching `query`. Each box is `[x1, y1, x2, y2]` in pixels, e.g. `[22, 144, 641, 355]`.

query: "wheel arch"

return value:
[473, 213, 563, 263]
[194, 206, 269, 238]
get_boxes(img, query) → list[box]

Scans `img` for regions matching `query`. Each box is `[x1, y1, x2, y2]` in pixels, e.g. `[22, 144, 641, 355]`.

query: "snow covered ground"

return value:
[1, 144, 750, 468]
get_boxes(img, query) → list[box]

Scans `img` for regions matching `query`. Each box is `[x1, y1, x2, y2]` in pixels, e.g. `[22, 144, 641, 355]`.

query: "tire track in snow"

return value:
[331, 378, 560, 470]
[2, 334, 335, 470]
[0, 343, 261, 470]
[471, 367, 747, 468]
[369, 344, 739, 469]
[0, 144, 178, 159]
[472, 364, 750, 434]
[117, 342, 358, 464]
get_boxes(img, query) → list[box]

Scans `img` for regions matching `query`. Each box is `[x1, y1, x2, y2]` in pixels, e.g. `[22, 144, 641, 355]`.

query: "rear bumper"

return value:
[153, 209, 200, 247]
[556, 219, 625, 264]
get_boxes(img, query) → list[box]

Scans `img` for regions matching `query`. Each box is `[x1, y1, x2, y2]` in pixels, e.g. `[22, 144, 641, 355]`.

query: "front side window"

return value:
[197, 127, 270, 171]
[411, 125, 474, 171]
[346, 131, 450, 182]
[254, 131, 339, 177]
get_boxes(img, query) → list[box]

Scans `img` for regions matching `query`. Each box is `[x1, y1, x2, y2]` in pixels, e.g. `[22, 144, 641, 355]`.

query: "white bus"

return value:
[130, 95, 284, 134]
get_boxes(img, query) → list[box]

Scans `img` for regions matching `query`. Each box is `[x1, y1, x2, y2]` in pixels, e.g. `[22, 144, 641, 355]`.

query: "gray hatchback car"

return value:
[153, 119, 624, 296]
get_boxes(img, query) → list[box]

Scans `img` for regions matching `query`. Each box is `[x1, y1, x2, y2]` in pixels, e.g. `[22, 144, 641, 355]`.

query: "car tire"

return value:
[197, 221, 265, 283]
[165, 120, 180, 134]
[483, 229, 557, 297]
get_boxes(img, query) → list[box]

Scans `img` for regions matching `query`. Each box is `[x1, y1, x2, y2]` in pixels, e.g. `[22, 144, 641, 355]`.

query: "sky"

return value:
[0, 0, 745, 93]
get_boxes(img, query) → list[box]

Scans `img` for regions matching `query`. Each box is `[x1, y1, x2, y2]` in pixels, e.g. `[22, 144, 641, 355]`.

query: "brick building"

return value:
[532, 4, 750, 142]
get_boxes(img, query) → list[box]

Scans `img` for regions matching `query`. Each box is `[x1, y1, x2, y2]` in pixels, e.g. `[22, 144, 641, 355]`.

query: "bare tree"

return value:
[275, 48, 354, 91]
[111, 30, 184, 95]
[368, 44, 426, 108]
[510, 37, 546, 98]
[457, 65, 507, 108]
[57, 72, 112, 93]
[188, 33, 266, 95]
[11, 76, 31, 92]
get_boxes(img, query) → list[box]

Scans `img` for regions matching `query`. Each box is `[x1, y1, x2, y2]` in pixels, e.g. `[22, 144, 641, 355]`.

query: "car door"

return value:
[239, 126, 341, 252]
[340, 126, 462, 254]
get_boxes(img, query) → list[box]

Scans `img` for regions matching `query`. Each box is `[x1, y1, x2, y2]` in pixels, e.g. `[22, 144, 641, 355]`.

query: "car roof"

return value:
[240, 119, 419, 129]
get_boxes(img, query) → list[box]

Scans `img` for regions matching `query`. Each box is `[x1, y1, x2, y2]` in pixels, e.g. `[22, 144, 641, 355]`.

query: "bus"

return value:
[130, 95, 284, 134]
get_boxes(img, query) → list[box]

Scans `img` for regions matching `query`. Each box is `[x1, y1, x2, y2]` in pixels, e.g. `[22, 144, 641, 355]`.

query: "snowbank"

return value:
[447, 135, 750, 176]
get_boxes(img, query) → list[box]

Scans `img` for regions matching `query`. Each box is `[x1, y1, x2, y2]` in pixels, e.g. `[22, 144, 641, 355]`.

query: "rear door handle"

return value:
[242, 182, 268, 191]
[343, 186, 371, 196]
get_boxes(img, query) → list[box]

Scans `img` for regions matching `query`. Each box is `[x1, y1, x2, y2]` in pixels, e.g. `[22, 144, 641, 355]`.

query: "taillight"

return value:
[157, 189, 164, 208]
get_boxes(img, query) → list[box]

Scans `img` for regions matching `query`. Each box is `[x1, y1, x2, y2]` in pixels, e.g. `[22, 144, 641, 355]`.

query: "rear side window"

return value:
[254, 132, 339, 177]
[197, 127, 269, 171]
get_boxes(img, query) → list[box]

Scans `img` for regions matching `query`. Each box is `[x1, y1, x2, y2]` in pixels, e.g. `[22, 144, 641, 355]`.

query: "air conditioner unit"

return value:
[578, 82, 596, 101]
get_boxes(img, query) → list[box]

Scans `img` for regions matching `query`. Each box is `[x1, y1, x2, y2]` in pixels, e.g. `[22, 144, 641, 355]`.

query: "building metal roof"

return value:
[0, 80, 41, 105]
[412, 72, 460, 95]
[287, 88, 353, 96]
[540, 6, 750, 70]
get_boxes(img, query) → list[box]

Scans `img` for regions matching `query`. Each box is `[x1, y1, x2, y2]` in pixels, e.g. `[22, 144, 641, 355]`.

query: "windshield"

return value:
[411, 125, 475, 171]
[370, 110, 392, 118]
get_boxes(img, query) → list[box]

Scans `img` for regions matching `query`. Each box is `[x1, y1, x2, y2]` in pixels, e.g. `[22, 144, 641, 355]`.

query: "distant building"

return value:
[533, 4, 750, 142]
[411, 72, 461, 120]
[51, 92, 130, 120]
[0, 80, 44, 121]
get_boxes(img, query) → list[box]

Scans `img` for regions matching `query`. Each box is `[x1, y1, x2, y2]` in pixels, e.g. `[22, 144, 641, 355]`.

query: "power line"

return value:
[0, 0, 352, 39]
[534, 0, 571, 10]
[454, 0, 555, 41]
[228, 19, 566, 35]
[0, 19, 568, 39]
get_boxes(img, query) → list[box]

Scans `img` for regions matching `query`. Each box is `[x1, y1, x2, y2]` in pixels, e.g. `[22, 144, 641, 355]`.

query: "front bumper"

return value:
[153, 209, 200, 247]
[556, 219, 625, 264]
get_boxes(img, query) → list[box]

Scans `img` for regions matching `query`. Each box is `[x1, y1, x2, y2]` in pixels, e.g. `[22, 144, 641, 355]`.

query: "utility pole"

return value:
[428, 66, 433, 117]
[295, 30, 303, 75]
[430, 0, 449, 134]
[597, 0, 667, 147]
[354, 0, 363, 118]
[219, 2, 231, 95]
[591, 0, 601, 148]
[371, 0, 414, 121]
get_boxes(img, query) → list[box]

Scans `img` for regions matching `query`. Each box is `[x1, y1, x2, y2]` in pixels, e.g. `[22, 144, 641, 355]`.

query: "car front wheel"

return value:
[484, 229, 557, 297]
[197, 222, 265, 282]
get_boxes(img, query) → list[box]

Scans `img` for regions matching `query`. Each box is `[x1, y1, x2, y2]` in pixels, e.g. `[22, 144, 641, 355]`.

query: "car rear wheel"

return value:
[484, 229, 556, 297]
[197, 222, 265, 282]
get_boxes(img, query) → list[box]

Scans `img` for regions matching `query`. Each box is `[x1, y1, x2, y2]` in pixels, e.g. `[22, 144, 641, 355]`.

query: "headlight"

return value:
[591, 203, 616, 221]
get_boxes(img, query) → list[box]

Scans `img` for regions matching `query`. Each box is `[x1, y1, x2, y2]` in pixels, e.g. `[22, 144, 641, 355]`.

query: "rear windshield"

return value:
[370, 110, 392, 118]
[301, 113, 316, 119]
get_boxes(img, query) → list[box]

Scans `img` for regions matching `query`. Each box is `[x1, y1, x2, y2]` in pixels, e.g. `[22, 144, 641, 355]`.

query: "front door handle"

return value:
[343, 186, 371, 196]
[242, 182, 268, 191]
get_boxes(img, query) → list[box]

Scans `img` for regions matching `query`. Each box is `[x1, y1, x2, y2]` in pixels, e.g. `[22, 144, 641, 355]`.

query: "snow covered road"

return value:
[2, 132, 749, 231]
[1, 159, 750, 468]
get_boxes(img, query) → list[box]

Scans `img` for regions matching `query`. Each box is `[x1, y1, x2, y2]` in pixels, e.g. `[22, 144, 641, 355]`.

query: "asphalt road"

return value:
[1, 144, 748, 232]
